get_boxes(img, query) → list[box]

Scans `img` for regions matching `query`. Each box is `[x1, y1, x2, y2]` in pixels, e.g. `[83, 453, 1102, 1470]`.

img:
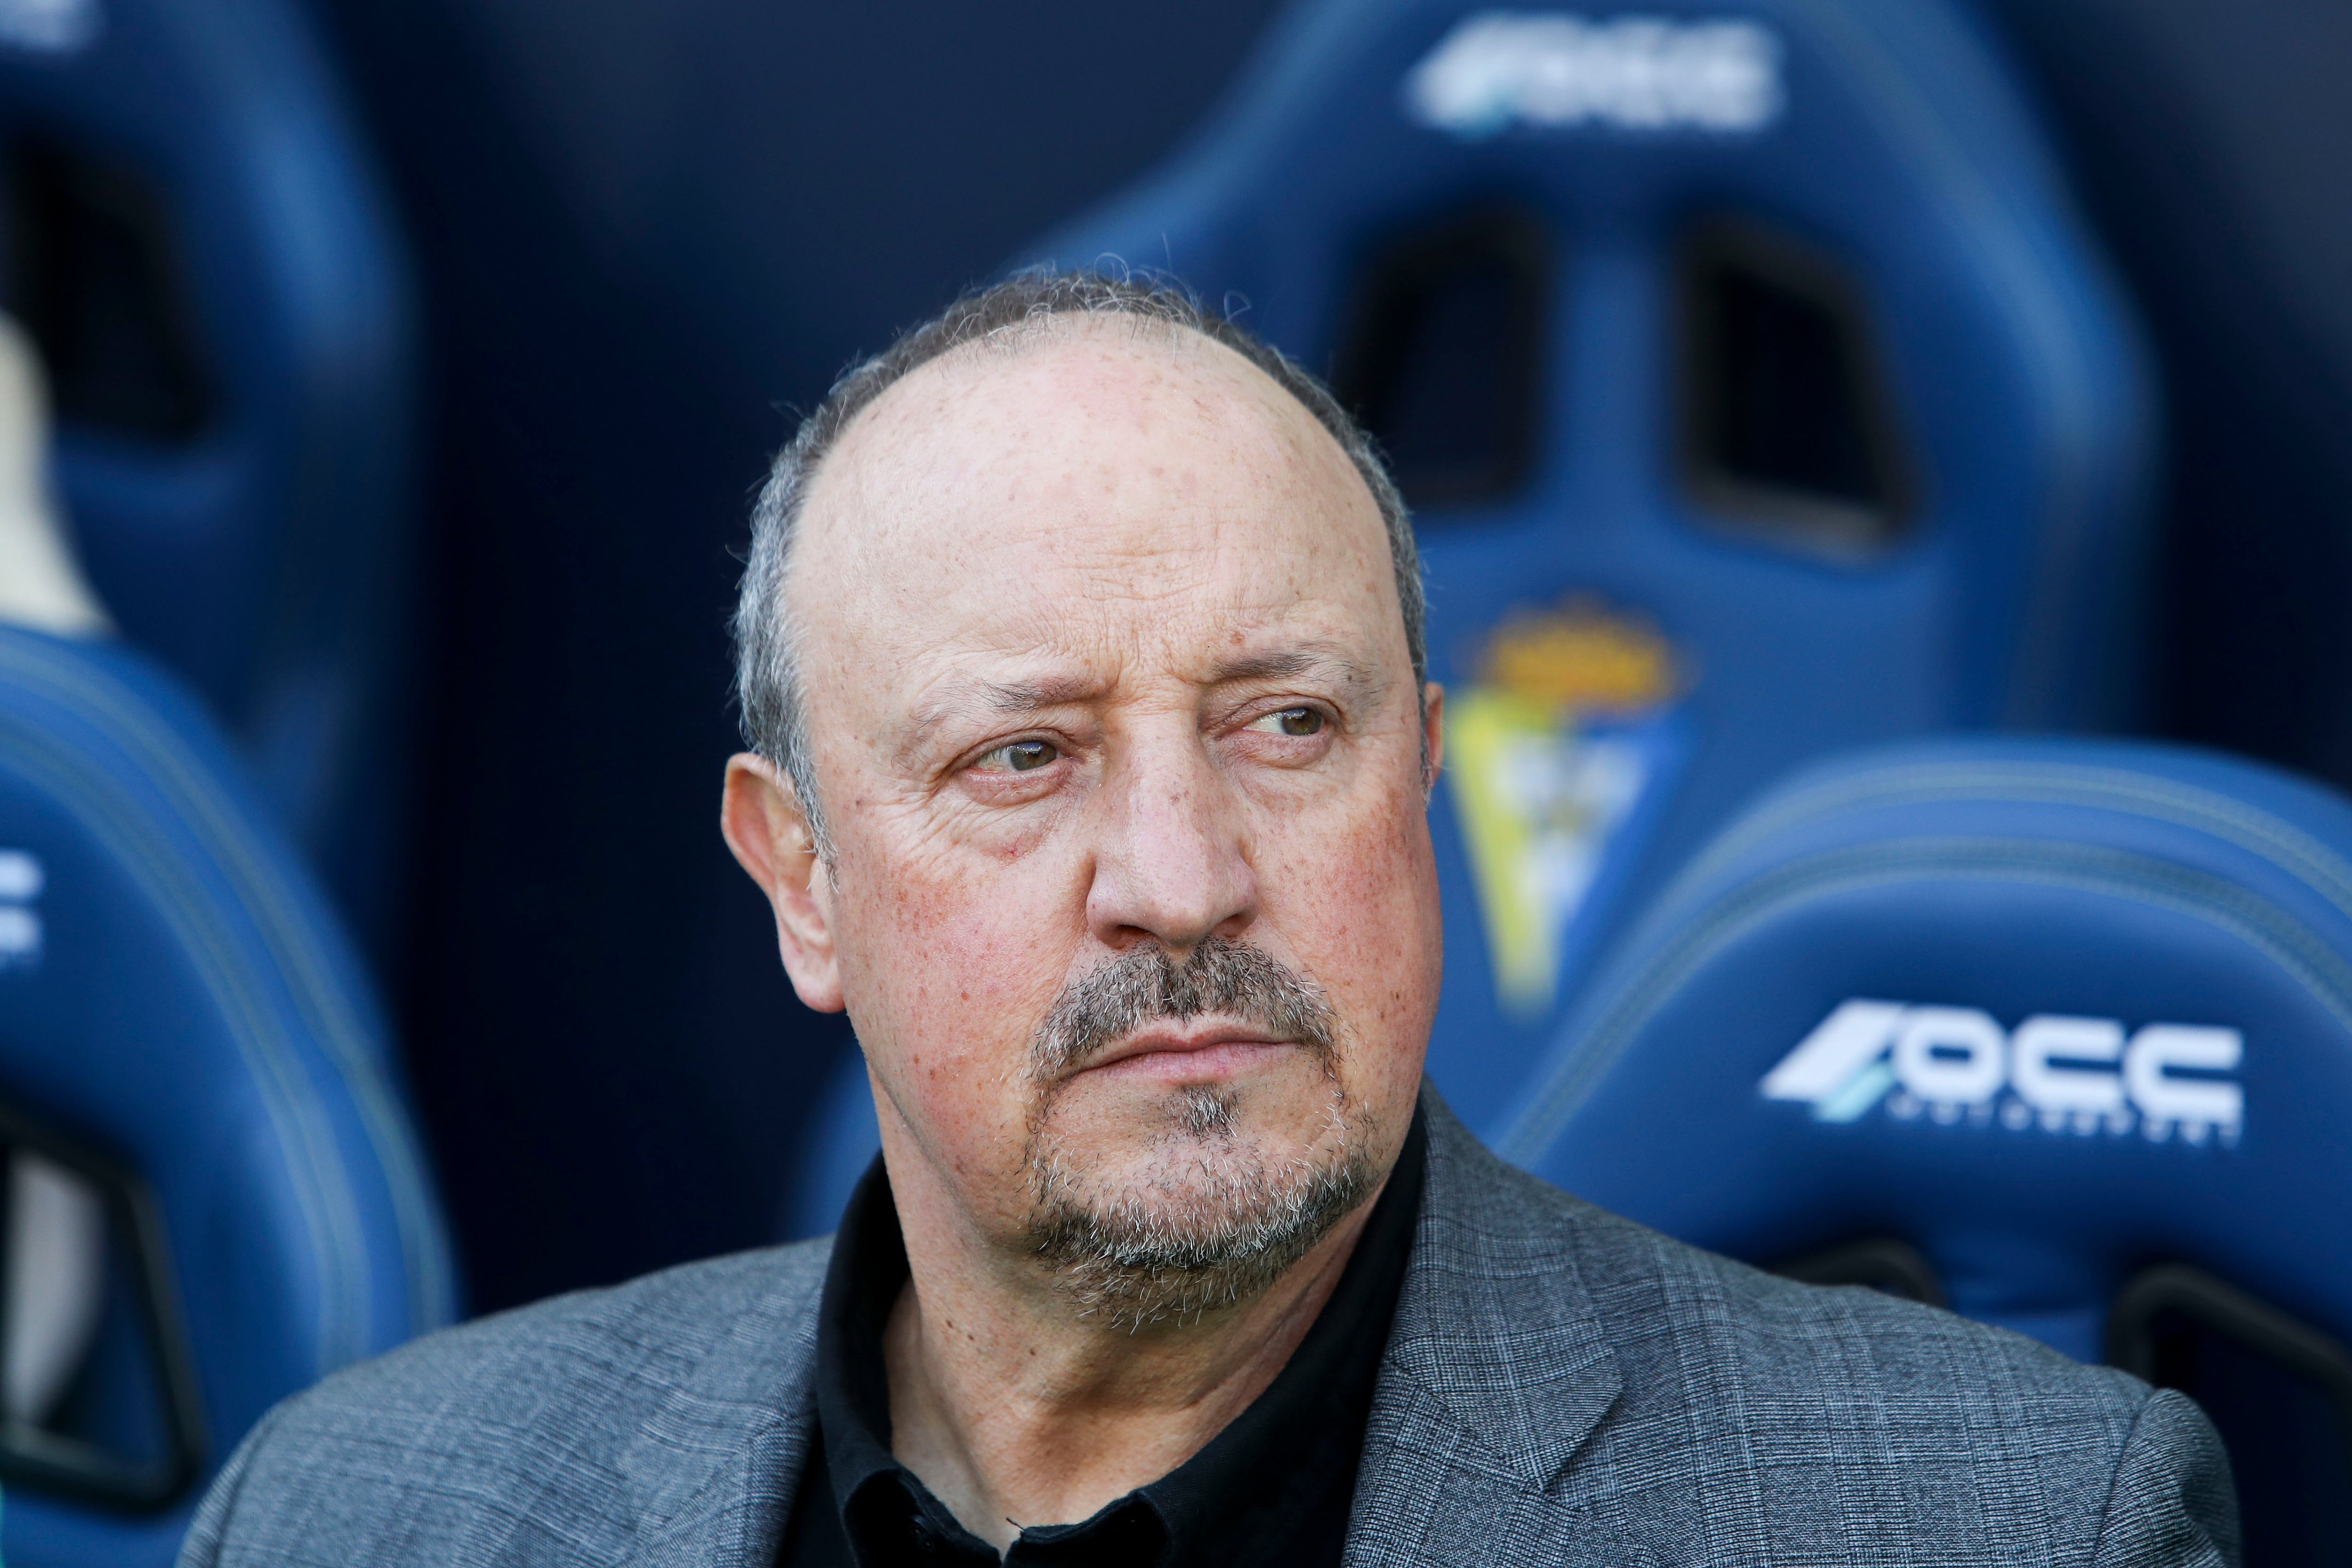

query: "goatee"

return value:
[1020, 936, 1378, 1331]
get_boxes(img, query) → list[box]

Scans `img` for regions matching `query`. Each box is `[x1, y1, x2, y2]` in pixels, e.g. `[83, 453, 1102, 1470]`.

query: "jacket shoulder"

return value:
[295, 1235, 828, 1422]
[1488, 1152, 2148, 1413]
[181, 1239, 831, 1568]
[1446, 1149, 2233, 1561]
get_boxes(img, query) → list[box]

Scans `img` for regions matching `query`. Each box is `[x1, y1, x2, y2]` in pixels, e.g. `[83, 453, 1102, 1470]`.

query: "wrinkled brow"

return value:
[1206, 645, 1378, 702]
[896, 643, 1382, 765]
[897, 673, 1107, 765]
[972, 674, 1106, 714]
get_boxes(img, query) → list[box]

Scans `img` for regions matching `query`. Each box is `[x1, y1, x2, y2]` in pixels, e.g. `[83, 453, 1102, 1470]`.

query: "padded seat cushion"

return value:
[0, 627, 451, 1564]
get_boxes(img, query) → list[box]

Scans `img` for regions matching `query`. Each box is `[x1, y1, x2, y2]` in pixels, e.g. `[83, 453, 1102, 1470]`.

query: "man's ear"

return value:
[721, 753, 846, 1014]
[1421, 681, 1446, 795]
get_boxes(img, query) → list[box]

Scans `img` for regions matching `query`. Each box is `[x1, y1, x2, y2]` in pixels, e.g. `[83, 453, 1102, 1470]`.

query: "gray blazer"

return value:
[181, 1096, 2236, 1566]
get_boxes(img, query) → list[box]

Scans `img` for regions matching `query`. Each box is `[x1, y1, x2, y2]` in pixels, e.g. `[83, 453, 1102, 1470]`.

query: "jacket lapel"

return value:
[1347, 1092, 1648, 1566]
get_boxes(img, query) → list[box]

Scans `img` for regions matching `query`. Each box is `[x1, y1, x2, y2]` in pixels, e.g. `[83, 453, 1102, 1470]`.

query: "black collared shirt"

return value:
[777, 1105, 1428, 1568]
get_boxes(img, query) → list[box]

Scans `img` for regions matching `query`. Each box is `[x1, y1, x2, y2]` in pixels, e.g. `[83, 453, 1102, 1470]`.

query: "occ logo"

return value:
[1761, 999, 2244, 1147]
[1403, 13, 1783, 140]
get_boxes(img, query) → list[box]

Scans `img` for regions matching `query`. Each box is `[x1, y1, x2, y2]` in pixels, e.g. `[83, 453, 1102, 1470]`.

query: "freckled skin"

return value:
[720, 316, 1445, 1547]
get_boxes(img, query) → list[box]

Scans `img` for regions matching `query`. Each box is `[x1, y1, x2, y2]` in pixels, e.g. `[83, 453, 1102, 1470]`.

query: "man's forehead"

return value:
[783, 316, 1397, 681]
[843, 311, 1281, 444]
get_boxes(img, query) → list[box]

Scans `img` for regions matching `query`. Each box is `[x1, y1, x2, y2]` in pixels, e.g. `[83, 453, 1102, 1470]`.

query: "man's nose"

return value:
[1084, 730, 1258, 955]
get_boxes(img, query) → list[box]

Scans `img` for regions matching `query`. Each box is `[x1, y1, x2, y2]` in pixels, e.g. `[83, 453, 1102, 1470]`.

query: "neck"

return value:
[879, 1146, 1388, 1552]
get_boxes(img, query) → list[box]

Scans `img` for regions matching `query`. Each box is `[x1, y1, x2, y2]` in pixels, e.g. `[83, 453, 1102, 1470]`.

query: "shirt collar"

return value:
[810, 1103, 1429, 1565]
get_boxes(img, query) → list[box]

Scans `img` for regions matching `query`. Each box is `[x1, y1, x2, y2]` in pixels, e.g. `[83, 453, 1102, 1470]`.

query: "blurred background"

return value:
[0, 0, 2349, 1561]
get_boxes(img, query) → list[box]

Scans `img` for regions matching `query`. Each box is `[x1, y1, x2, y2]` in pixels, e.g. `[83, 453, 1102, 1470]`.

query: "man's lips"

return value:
[1074, 1023, 1297, 1081]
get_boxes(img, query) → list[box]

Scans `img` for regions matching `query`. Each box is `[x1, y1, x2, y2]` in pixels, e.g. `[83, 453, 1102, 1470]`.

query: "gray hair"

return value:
[732, 268, 1425, 858]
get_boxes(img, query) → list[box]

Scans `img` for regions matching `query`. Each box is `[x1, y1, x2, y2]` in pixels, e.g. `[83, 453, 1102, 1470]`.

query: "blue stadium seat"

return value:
[0, 0, 417, 946]
[1506, 736, 2352, 1560]
[1013, 0, 2157, 1141]
[0, 624, 455, 1566]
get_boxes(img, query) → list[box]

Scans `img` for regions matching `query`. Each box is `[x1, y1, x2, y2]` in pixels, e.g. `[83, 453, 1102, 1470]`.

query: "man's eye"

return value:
[978, 739, 1058, 773]
[1251, 707, 1325, 737]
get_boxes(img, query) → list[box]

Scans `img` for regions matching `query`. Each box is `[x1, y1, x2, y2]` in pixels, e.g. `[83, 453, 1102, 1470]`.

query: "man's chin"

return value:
[1019, 1095, 1380, 1330]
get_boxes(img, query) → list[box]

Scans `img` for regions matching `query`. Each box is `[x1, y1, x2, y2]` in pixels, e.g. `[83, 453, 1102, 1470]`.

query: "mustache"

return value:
[1029, 936, 1338, 1078]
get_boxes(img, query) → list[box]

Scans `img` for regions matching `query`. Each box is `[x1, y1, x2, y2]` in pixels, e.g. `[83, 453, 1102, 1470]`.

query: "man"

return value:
[182, 274, 2235, 1566]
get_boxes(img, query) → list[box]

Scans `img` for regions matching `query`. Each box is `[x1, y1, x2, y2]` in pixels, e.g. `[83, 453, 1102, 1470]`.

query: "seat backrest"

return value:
[0, 0, 416, 944]
[0, 628, 455, 1566]
[1025, 0, 2156, 1139]
[1508, 736, 2352, 1561]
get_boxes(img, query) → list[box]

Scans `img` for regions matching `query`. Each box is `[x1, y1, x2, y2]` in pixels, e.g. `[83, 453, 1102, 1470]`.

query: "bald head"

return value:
[731, 272, 1424, 855]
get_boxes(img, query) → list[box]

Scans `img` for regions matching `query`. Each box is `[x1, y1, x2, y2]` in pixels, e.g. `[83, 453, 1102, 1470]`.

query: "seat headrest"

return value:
[1038, 0, 2151, 714]
[0, 0, 415, 933]
[1506, 737, 2352, 1361]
